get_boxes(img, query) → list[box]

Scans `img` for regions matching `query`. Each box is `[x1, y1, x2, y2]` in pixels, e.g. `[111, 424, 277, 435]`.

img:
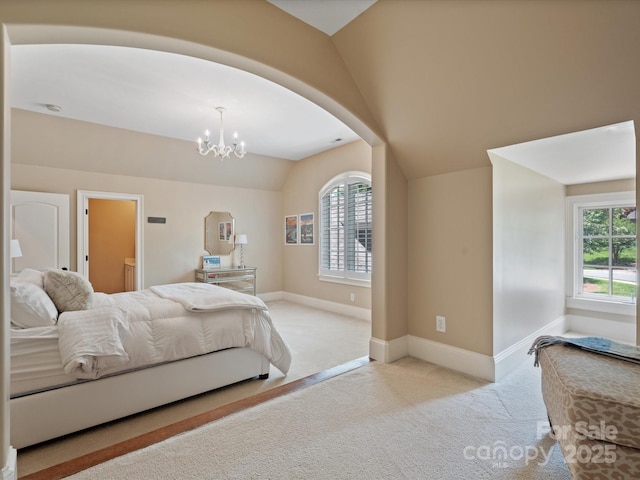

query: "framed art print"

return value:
[285, 215, 298, 245]
[299, 212, 314, 245]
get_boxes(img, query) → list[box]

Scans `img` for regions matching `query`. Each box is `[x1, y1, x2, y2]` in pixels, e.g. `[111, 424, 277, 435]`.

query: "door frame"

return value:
[77, 190, 144, 290]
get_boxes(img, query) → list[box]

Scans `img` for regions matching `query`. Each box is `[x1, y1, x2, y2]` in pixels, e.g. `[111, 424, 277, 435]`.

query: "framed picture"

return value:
[299, 212, 314, 245]
[285, 215, 298, 245]
[202, 255, 221, 269]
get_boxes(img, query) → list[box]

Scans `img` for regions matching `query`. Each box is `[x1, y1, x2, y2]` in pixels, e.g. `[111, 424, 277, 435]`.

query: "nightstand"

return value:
[195, 267, 256, 295]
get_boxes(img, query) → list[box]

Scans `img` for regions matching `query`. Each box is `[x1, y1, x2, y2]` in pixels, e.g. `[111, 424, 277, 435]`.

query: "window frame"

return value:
[318, 171, 372, 287]
[566, 191, 637, 315]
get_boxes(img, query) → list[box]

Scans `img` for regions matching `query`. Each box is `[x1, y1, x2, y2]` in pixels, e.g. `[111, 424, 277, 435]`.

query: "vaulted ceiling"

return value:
[10, 0, 638, 184]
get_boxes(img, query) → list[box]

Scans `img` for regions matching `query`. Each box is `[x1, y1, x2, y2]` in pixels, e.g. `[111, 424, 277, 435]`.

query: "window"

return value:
[319, 172, 372, 285]
[567, 192, 637, 313]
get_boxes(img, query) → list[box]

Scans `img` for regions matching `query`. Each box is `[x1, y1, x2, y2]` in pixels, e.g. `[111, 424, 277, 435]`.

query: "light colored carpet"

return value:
[17, 300, 371, 476]
[66, 357, 570, 479]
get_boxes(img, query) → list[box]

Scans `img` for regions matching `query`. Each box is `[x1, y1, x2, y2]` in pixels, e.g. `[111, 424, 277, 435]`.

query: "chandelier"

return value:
[196, 107, 246, 160]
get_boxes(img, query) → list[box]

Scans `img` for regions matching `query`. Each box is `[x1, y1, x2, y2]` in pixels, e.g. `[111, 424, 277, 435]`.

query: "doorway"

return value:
[88, 198, 136, 293]
[77, 190, 144, 291]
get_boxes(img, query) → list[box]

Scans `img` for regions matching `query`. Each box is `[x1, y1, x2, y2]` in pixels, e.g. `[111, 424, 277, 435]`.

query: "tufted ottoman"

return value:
[538, 344, 640, 479]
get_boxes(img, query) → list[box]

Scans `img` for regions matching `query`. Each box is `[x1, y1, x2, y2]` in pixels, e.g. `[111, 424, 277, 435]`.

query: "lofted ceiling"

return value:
[10, 1, 378, 163]
[9, 1, 637, 185]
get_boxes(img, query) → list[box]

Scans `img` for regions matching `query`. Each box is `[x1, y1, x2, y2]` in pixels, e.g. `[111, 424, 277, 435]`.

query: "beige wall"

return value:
[373, 145, 408, 341]
[281, 140, 372, 309]
[11, 111, 383, 303]
[566, 179, 635, 197]
[491, 157, 565, 354]
[11, 163, 284, 292]
[408, 167, 493, 356]
[10, 110, 288, 292]
[12, 109, 293, 192]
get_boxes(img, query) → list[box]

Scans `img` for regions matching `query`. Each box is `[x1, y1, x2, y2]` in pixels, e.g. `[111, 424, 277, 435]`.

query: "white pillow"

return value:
[17, 268, 45, 288]
[10, 282, 58, 328]
[43, 269, 94, 313]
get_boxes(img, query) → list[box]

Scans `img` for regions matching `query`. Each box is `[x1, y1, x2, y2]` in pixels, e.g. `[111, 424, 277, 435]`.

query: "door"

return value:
[10, 190, 70, 274]
[77, 190, 144, 291]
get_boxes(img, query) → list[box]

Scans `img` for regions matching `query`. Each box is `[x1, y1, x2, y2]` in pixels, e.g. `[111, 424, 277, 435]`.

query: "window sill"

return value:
[318, 275, 371, 288]
[566, 297, 637, 316]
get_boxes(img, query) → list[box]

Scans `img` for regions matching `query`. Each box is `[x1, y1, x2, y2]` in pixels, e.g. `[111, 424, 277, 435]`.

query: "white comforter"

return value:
[57, 283, 291, 380]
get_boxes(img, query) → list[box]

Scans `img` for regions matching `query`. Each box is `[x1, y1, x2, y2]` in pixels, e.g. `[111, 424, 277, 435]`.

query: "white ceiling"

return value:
[9, 2, 379, 162]
[267, 0, 377, 36]
[489, 121, 636, 185]
[10, 43, 360, 161]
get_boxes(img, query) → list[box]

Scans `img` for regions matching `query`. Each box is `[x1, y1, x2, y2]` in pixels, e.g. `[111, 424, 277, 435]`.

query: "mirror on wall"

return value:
[205, 211, 235, 256]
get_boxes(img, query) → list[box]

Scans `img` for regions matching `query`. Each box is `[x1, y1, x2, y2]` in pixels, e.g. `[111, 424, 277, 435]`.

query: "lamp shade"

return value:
[235, 234, 248, 245]
[10, 239, 22, 258]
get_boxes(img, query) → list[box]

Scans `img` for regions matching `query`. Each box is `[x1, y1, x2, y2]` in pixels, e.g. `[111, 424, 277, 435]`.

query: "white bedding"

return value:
[12, 283, 291, 390]
[150, 282, 266, 312]
[11, 326, 80, 396]
[57, 305, 130, 378]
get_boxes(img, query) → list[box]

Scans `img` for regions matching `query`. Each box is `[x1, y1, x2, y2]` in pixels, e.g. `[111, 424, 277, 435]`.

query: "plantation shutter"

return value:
[346, 181, 372, 273]
[321, 185, 345, 271]
[319, 173, 372, 281]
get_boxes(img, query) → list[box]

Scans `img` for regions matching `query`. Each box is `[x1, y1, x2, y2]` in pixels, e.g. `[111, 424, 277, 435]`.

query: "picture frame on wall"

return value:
[285, 215, 298, 245]
[299, 212, 314, 245]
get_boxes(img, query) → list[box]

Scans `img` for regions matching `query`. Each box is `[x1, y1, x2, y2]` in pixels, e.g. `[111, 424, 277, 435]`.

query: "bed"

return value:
[9, 268, 292, 449]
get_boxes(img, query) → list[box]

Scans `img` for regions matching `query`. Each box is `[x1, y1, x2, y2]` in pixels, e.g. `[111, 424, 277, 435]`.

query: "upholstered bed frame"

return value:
[11, 347, 270, 449]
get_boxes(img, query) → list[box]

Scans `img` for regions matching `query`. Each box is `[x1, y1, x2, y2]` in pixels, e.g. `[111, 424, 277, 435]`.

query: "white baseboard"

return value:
[493, 315, 567, 382]
[263, 293, 632, 383]
[276, 291, 371, 321]
[257, 291, 284, 303]
[408, 335, 496, 381]
[369, 336, 408, 363]
[370, 315, 568, 383]
[2, 447, 17, 480]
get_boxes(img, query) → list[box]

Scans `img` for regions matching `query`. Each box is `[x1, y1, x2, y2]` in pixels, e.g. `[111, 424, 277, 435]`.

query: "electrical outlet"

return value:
[436, 315, 446, 333]
[350, 293, 355, 302]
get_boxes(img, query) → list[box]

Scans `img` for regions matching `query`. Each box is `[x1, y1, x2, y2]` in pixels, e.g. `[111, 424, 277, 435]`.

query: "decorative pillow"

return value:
[16, 268, 45, 288]
[10, 282, 58, 328]
[43, 269, 94, 313]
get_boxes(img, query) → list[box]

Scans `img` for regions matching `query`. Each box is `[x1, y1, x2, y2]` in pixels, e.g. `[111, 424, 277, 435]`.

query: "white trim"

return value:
[257, 291, 284, 302]
[408, 335, 496, 382]
[281, 291, 371, 321]
[565, 191, 636, 309]
[1, 447, 16, 480]
[493, 315, 567, 382]
[368, 315, 567, 383]
[77, 190, 144, 289]
[318, 275, 371, 288]
[566, 297, 636, 316]
[369, 336, 408, 363]
[565, 313, 636, 343]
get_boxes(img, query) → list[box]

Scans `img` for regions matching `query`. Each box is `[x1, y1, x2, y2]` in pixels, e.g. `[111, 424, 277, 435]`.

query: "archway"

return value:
[2, 15, 398, 474]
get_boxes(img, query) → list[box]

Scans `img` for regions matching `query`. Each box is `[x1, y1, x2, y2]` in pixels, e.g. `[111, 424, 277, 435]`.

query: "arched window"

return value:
[319, 171, 372, 285]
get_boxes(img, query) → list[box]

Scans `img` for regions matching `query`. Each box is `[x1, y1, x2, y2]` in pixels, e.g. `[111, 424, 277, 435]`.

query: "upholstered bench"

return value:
[536, 341, 640, 479]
